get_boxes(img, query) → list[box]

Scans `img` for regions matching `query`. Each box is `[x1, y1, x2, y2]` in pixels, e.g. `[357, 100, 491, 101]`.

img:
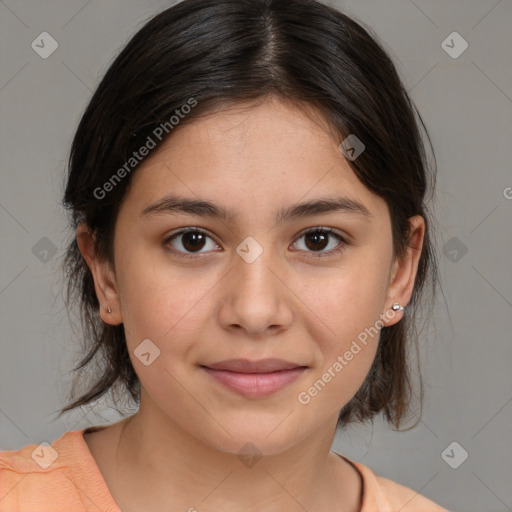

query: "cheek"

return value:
[116, 247, 214, 360]
[301, 257, 389, 345]
[117, 257, 215, 419]
[295, 261, 389, 405]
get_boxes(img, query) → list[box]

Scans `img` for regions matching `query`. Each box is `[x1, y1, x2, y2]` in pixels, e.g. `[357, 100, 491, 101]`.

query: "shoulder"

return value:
[373, 473, 450, 511]
[1, 429, 77, 474]
[0, 429, 100, 511]
[340, 455, 451, 512]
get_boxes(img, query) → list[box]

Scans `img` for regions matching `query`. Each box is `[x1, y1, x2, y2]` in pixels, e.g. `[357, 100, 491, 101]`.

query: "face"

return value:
[78, 96, 424, 455]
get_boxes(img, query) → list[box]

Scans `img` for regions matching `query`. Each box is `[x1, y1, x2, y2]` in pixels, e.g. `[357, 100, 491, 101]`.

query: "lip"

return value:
[203, 358, 305, 373]
[201, 358, 308, 398]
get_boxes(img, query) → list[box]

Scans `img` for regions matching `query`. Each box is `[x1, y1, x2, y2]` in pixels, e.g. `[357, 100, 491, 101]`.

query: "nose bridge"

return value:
[234, 234, 279, 300]
[219, 234, 291, 334]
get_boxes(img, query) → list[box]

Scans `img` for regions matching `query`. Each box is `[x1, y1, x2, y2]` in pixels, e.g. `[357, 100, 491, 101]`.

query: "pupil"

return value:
[183, 233, 205, 252]
[306, 232, 328, 251]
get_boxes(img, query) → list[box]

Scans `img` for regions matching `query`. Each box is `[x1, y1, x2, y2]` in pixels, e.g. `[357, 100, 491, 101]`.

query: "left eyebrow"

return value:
[139, 194, 373, 223]
[275, 196, 373, 224]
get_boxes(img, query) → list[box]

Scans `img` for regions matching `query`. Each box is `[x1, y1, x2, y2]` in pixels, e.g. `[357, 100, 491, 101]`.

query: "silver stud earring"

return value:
[391, 303, 405, 312]
[106, 307, 112, 313]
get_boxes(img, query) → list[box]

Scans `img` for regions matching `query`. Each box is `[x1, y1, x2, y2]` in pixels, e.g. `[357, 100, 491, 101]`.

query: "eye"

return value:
[292, 227, 347, 258]
[164, 228, 220, 258]
[164, 226, 347, 260]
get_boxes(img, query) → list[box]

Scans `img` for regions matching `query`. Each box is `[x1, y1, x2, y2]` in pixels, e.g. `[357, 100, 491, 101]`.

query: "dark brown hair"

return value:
[58, 0, 439, 431]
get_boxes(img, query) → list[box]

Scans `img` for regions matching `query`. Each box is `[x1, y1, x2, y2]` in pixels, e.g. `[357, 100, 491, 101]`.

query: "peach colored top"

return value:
[1, 427, 450, 511]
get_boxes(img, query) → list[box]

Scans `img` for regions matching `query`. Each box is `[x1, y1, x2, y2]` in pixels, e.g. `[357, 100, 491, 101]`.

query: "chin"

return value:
[207, 434, 298, 459]
[193, 415, 310, 458]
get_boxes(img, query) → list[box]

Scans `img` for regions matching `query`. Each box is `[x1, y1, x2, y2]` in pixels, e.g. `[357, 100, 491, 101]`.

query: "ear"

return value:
[381, 215, 425, 327]
[76, 223, 123, 325]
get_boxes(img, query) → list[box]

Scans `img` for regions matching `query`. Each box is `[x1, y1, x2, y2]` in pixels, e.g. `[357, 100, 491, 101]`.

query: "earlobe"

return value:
[75, 223, 123, 325]
[381, 215, 425, 327]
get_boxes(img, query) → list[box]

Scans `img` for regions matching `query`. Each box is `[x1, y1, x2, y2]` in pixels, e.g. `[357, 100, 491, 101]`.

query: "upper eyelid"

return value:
[295, 226, 344, 239]
[167, 226, 219, 243]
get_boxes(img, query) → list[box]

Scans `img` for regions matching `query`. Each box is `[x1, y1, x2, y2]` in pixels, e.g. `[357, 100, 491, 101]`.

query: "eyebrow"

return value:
[139, 194, 373, 223]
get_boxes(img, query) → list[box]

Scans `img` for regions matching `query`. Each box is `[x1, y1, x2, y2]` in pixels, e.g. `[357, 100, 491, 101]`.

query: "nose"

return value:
[217, 244, 293, 337]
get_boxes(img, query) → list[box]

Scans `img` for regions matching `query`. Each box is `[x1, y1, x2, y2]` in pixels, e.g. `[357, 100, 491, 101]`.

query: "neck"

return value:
[97, 395, 362, 512]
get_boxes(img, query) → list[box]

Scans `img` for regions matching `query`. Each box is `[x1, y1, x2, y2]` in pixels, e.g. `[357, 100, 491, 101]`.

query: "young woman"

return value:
[0, 0, 449, 510]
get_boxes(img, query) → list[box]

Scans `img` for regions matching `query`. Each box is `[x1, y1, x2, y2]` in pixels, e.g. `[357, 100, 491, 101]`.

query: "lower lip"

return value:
[201, 367, 307, 398]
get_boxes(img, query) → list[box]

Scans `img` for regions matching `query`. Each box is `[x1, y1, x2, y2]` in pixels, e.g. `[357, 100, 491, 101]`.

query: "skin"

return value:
[77, 95, 425, 512]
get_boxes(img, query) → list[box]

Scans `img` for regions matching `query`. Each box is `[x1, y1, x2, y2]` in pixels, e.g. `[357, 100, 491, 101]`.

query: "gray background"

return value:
[1, 1, 511, 511]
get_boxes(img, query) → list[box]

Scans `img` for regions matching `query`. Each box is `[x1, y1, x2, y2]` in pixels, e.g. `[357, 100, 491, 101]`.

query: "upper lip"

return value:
[202, 358, 306, 373]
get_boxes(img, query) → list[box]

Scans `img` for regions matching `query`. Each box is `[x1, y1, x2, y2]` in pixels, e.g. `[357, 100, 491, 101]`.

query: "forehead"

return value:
[166, 97, 338, 165]
[118, 97, 388, 223]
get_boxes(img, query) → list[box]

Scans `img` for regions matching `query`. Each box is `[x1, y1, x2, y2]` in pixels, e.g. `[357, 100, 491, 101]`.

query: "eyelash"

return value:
[163, 227, 347, 260]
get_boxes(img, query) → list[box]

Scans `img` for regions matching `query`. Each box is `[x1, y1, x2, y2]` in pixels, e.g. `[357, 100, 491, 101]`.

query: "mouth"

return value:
[200, 359, 308, 398]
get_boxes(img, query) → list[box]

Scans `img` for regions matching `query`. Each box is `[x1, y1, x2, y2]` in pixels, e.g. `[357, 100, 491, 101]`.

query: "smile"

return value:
[200, 359, 308, 398]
